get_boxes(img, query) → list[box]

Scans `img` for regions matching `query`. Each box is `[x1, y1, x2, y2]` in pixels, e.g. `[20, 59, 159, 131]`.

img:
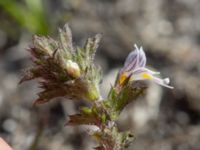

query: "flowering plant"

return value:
[117, 44, 173, 89]
[21, 24, 173, 150]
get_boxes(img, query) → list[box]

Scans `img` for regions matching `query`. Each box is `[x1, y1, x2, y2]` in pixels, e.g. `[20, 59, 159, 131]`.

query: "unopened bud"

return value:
[65, 60, 81, 78]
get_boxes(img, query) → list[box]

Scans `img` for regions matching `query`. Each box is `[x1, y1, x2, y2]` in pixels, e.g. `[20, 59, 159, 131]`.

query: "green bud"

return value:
[85, 84, 100, 101]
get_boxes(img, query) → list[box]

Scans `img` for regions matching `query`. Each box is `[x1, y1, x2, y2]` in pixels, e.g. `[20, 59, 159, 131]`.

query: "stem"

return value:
[29, 121, 44, 150]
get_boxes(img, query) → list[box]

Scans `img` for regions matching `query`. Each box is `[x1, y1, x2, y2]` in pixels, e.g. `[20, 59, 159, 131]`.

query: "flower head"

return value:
[118, 44, 174, 89]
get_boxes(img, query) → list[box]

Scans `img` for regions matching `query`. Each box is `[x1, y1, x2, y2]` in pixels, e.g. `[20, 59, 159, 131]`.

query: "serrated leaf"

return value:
[19, 69, 35, 84]
[105, 81, 147, 120]
[66, 107, 99, 126]
[66, 113, 98, 126]
[59, 24, 74, 59]
[66, 105, 109, 127]
[92, 126, 134, 150]
[114, 82, 147, 112]
[33, 35, 58, 56]
[84, 33, 102, 62]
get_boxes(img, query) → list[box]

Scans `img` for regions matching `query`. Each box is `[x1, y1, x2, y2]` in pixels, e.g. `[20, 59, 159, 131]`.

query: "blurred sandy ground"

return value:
[0, 0, 200, 150]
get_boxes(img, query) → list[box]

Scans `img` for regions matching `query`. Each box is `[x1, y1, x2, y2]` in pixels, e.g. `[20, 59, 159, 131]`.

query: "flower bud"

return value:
[65, 60, 81, 78]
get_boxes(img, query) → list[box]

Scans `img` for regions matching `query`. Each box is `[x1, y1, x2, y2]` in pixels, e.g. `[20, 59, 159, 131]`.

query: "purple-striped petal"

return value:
[123, 47, 139, 72]
[123, 44, 147, 72]
[138, 46, 146, 67]
[152, 77, 174, 89]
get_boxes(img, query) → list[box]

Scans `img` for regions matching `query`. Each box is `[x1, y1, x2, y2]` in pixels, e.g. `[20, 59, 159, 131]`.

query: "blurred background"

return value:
[0, 0, 200, 150]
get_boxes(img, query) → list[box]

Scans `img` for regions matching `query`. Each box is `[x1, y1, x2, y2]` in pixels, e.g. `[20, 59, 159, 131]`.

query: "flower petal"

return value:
[123, 46, 139, 72]
[122, 44, 147, 73]
[129, 71, 153, 81]
[129, 71, 174, 89]
[138, 46, 146, 67]
[132, 67, 160, 75]
[152, 77, 174, 89]
[119, 43, 173, 89]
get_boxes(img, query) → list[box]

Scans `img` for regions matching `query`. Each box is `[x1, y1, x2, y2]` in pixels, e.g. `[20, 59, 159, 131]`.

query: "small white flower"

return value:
[118, 44, 174, 89]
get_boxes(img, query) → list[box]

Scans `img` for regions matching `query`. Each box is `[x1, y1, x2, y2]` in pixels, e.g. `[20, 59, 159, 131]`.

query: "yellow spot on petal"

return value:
[129, 76, 134, 81]
[119, 73, 127, 85]
[141, 73, 153, 79]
